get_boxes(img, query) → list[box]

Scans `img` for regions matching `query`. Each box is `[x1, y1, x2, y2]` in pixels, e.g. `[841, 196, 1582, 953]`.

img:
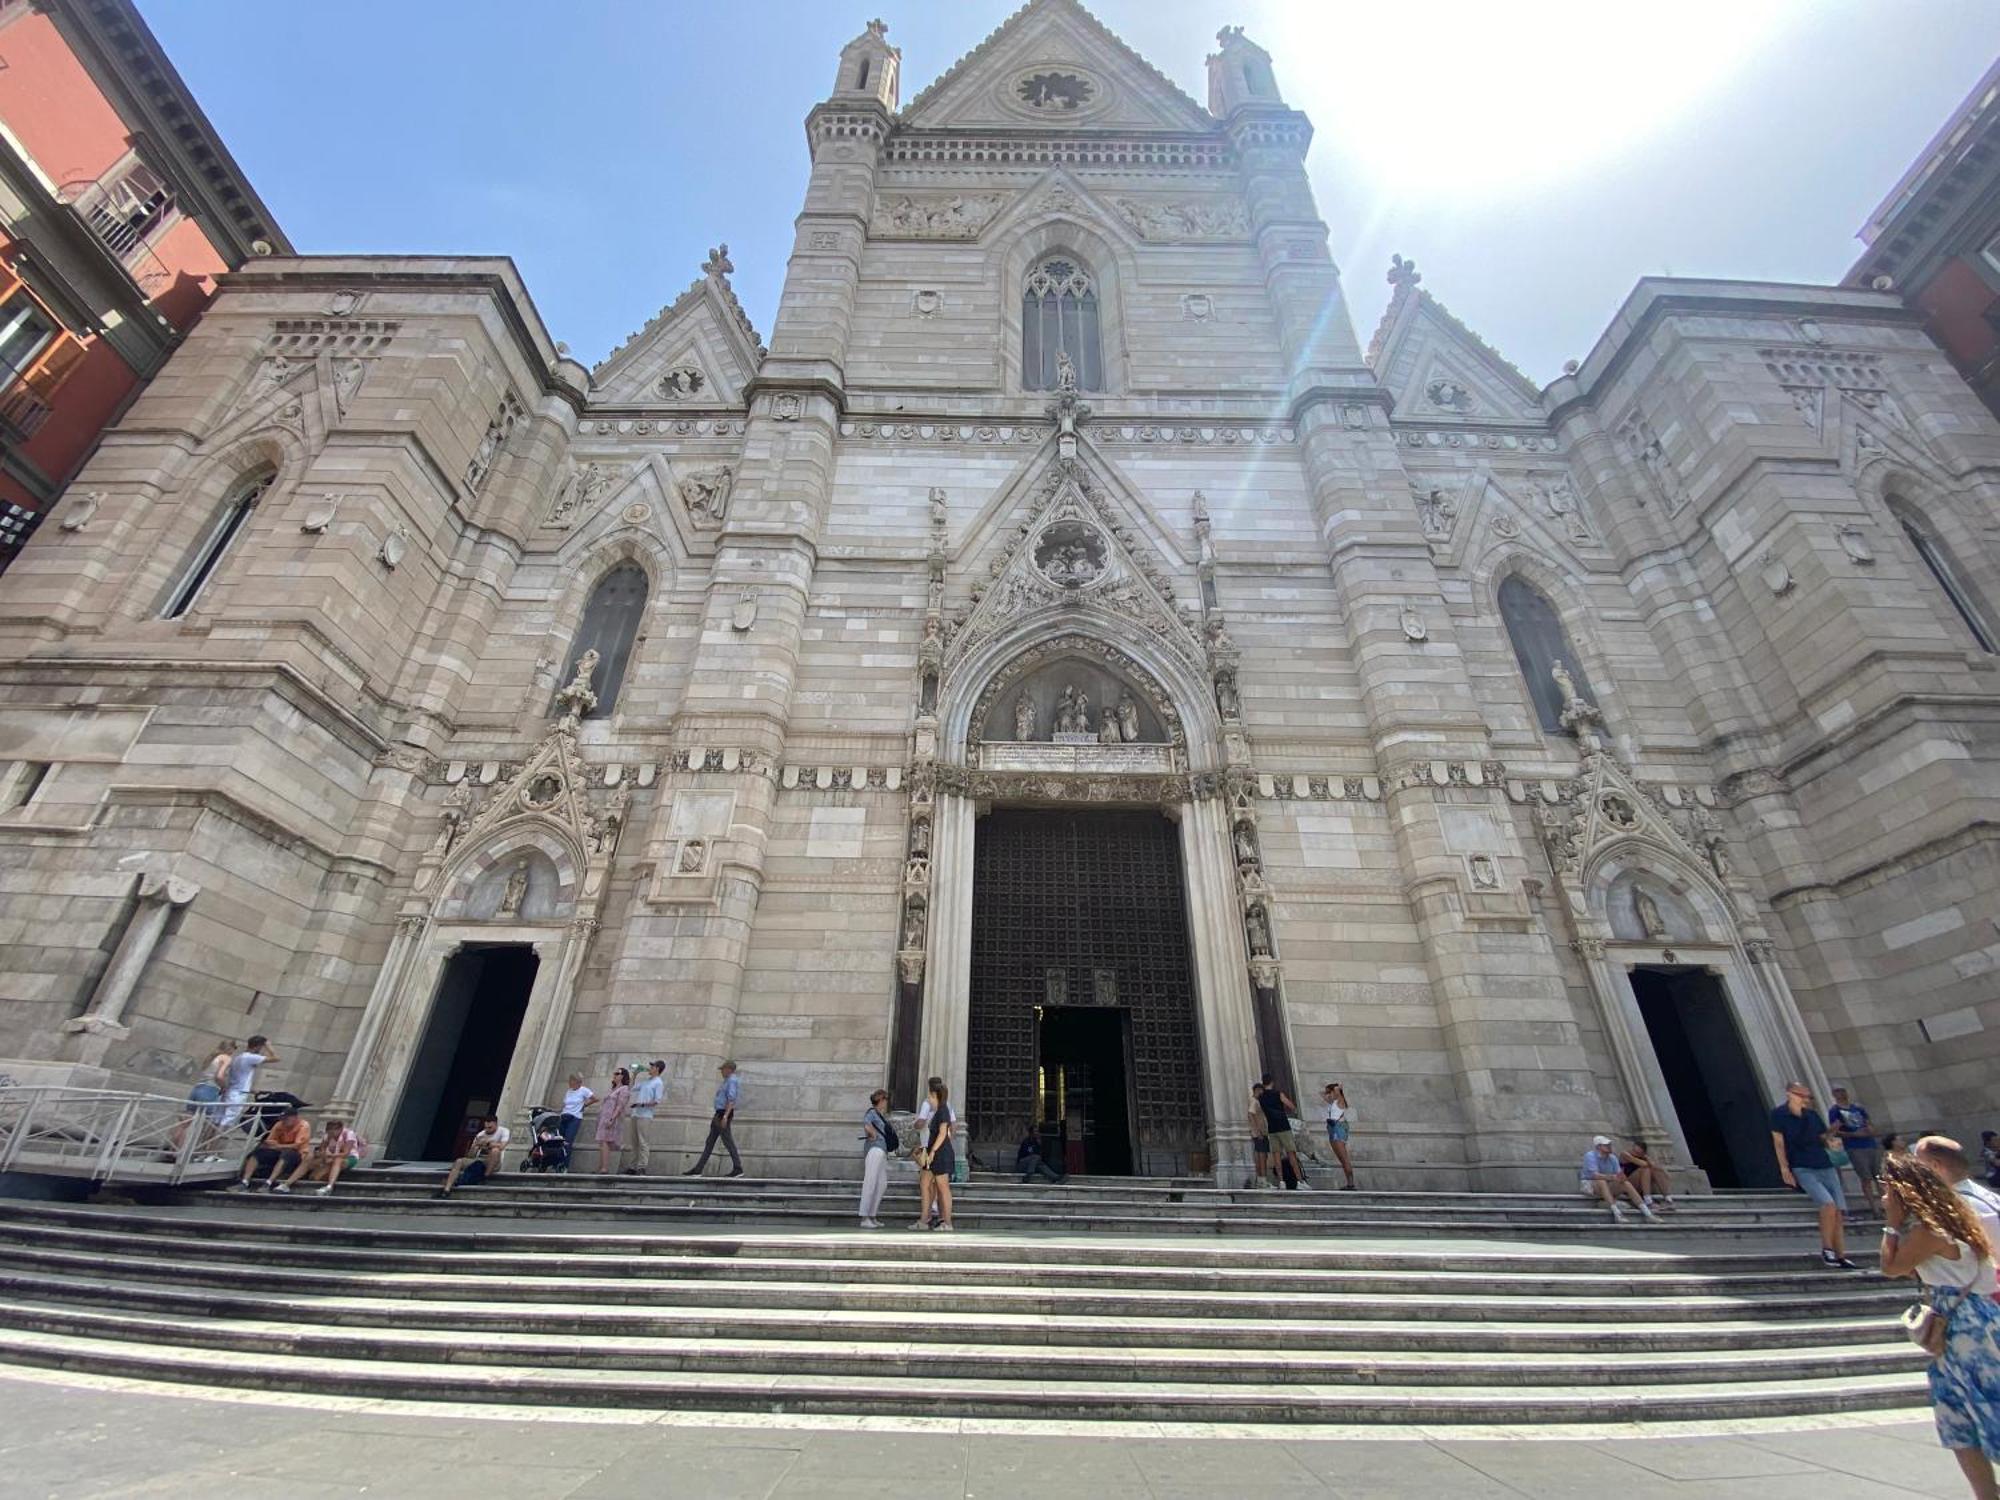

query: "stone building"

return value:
[0, 1, 1995, 1187]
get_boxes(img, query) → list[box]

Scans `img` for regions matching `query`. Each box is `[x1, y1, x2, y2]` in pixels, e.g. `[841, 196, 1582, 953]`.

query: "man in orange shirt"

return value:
[233, 1104, 312, 1192]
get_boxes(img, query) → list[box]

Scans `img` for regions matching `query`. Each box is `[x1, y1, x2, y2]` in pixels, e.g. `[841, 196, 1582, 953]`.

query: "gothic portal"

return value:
[1, 1, 1997, 1188]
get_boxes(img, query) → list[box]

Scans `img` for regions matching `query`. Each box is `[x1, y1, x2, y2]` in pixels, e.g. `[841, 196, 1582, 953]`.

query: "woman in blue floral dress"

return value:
[1879, 1153, 2000, 1499]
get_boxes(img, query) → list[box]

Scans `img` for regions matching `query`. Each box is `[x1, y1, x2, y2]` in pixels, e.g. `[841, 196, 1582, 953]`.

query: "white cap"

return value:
[1591, 1135, 1613, 1147]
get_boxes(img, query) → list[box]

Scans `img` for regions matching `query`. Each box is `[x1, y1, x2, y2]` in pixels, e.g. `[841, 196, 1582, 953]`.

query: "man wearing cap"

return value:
[1769, 1081, 1857, 1269]
[623, 1059, 666, 1176]
[1580, 1134, 1658, 1222]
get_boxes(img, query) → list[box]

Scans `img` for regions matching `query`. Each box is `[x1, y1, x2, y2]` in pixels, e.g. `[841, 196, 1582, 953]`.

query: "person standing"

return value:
[1982, 1131, 2000, 1190]
[218, 1035, 277, 1130]
[1770, 1081, 1857, 1269]
[558, 1073, 596, 1151]
[911, 1080, 955, 1231]
[685, 1060, 744, 1178]
[168, 1039, 234, 1161]
[859, 1088, 894, 1227]
[1828, 1086, 1883, 1203]
[1876, 1153, 2000, 1500]
[1917, 1136, 2000, 1249]
[1258, 1074, 1306, 1189]
[1320, 1082, 1356, 1190]
[594, 1067, 632, 1174]
[623, 1059, 666, 1175]
[913, 1075, 945, 1225]
[1247, 1086, 1272, 1189]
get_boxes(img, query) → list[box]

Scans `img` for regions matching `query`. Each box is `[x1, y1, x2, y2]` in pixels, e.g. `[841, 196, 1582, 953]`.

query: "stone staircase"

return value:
[0, 1175, 1929, 1426]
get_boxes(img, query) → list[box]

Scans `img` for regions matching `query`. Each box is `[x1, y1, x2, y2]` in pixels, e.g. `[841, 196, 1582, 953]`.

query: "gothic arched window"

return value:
[1500, 574, 1596, 734]
[161, 469, 273, 619]
[554, 562, 649, 718]
[1022, 257, 1101, 392]
[1893, 505, 1996, 653]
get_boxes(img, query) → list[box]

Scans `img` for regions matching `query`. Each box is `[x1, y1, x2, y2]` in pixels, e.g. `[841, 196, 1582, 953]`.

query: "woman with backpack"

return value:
[858, 1088, 895, 1228]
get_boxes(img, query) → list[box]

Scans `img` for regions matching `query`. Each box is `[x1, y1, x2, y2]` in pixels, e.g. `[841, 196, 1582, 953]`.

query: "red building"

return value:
[1847, 58, 2000, 420]
[0, 0, 286, 565]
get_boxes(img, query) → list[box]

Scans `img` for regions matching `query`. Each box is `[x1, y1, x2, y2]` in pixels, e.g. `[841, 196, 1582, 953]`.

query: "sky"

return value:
[142, 0, 1998, 386]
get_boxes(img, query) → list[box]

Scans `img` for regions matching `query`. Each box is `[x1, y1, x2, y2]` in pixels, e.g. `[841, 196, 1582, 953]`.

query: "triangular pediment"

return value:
[590, 268, 764, 407]
[1370, 285, 1545, 425]
[456, 723, 595, 861]
[943, 446, 1205, 688]
[900, 0, 1215, 134]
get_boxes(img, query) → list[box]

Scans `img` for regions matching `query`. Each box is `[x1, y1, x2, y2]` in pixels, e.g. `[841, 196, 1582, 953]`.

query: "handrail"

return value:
[0, 1084, 237, 1185]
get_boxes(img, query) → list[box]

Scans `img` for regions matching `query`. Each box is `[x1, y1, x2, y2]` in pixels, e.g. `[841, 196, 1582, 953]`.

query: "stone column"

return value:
[62, 871, 199, 1066]
[496, 920, 595, 1123]
[1177, 795, 1261, 1183]
[917, 791, 978, 1098]
[332, 914, 427, 1108]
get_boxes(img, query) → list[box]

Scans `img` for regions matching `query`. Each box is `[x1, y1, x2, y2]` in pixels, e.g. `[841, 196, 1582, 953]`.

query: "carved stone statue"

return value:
[555, 649, 600, 721]
[1214, 667, 1241, 719]
[1013, 694, 1037, 741]
[1097, 709, 1120, 744]
[901, 897, 927, 950]
[498, 858, 529, 917]
[1054, 349, 1078, 395]
[1413, 484, 1457, 535]
[1054, 685, 1091, 736]
[679, 465, 734, 525]
[1244, 902, 1272, 956]
[1550, 659, 1603, 737]
[431, 780, 473, 857]
[1233, 821, 1258, 867]
[592, 786, 630, 855]
[1634, 886, 1667, 939]
[1690, 805, 1731, 878]
[1116, 691, 1140, 744]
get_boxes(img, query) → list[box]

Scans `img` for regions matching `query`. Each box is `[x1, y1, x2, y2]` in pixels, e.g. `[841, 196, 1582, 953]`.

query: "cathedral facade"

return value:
[1, 2, 1996, 1187]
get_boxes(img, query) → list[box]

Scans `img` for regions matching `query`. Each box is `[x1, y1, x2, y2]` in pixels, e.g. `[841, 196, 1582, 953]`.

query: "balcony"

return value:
[0, 379, 52, 440]
[56, 159, 177, 297]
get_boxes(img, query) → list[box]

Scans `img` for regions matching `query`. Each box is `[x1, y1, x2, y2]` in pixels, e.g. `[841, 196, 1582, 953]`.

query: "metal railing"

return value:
[0, 1085, 239, 1185]
[0, 379, 52, 439]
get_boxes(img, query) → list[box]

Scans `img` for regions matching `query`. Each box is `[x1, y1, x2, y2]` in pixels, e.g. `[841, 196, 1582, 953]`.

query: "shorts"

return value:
[1793, 1164, 1848, 1211]
[1266, 1129, 1295, 1155]
[185, 1081, 222, 1119]
[926, 1146, 956, 1179]
[1846, 1146, 1881, 1180]
[1251, 1135, 1269, 1154]
[251, 1146, 301, 1174]
[1326, 1120, 1350, 1144]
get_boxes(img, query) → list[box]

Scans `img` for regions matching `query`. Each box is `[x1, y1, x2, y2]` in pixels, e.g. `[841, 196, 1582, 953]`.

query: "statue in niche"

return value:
[1634, 885, 1667, 939]
[1543, 477, 1589, 542]
[1097, 709, 1121, 744]
[1055, 349, 1078, 395]
[1116, 691, 1141, 744]
[1233, 821, 1258, 868]
[1244, 902, 1272, 956]
[1689, 805, 1731, 878]
[555, 649, 600, 722]
[431, 780, 473, 857]
[1214, 666, 1241, 720]
[1054, 685, 1091, 736]
[1013, 694, 1037, 741]
[901, 898, 927, 950]
[1550, 659, 1602, 736]
[1414, 484, 1457, 535]
[592, 787, 631, 854]
[498, 858, 530, 917]
[1043, 541, 1101, 587]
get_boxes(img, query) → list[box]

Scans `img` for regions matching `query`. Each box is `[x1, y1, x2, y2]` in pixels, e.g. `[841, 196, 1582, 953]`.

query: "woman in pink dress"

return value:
[594, 1067, 632, 1174]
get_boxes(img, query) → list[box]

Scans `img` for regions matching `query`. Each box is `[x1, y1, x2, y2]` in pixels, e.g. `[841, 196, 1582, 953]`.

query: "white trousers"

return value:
[860, 1147, 889, 1219]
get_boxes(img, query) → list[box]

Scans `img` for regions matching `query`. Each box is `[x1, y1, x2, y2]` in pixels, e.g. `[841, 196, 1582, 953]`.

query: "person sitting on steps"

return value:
[1618, 1136, 1677, 1211]
[282, 1116, 363, 1197]
[1580, 1134, 1659, 1223]
[438, 1115, 509, 1197]
[684, 1060, 745, 1178]
[232, 1103, 311, 1193]
[1017, 1130, 1063, 1184]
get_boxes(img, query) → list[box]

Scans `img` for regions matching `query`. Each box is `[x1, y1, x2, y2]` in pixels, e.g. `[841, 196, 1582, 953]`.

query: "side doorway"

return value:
[1629, 964, 1781, 1189]
[386, 944, 538, 1160]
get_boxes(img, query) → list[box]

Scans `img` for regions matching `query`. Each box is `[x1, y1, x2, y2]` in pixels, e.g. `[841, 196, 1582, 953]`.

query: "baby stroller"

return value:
[522, 1107, 571, 1173]
[242, 1091, 311, 1140]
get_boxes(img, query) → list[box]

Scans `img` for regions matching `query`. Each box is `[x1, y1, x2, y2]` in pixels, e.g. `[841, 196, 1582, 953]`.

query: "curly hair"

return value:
[1882, 1152, 1997, 1262]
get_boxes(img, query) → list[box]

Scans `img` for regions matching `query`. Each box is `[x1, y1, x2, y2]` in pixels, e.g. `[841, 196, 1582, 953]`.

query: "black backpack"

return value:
[872, 1111, 899, 1154]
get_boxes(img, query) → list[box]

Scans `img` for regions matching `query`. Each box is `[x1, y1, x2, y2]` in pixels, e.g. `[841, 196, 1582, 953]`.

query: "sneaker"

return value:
[726, 1169, 746, 1179]
[1639, 1203, 1660, 1222]
[1832, 1254, 1860, 1270]
[908, 1220, 931, 1230]
[1819, 1249, 1844, 1269]
[271, 1184, 291, 1195]
[682, 1167, 704, 1177]
[314, 1185, 333, 1197]
[935, 1223, 954, 1232]
[1608, 1204, 1626, 1222]
[228, 1182, 251, 1193]
[196, 1154, 224, 1164]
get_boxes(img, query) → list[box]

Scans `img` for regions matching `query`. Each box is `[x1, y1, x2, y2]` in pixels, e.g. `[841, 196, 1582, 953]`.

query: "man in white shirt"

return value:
[439, 1116, 510, 1196]
[218, 1034, 278, 1129]
[624, 1059, 666, 1175]
[1916, 1135, 2000, 1244]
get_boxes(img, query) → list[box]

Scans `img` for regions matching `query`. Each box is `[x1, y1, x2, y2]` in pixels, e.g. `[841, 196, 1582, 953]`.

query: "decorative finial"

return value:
[1216, 25, 1245, 46]
[865, 17, 888, 37]
[1387, 254, 1421, 291]
[702, 244, 734, 278]
[1562, 359, 1579, 375]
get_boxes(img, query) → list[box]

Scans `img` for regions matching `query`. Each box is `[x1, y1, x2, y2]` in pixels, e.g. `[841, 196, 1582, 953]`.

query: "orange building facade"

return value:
[0, 0, 285, 564]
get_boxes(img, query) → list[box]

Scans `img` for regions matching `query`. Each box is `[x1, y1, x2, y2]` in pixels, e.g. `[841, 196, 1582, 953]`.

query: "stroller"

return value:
[242, 1091, 311, 1140]
[522, 1106, 571, 1173]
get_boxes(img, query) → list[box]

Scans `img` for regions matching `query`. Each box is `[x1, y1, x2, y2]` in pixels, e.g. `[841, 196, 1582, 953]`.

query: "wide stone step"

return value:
[0, 1297, 1926, 1390]
[0, 1245, 1909, 1325]
[0, 1269, 1911, 1356]
[0, 1324, 1926, 1423]
[0, 1201, 1844, 1275]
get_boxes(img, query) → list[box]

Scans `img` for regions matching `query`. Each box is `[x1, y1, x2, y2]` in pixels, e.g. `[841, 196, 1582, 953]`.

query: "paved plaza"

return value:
[0, 1369, 1966, 1500]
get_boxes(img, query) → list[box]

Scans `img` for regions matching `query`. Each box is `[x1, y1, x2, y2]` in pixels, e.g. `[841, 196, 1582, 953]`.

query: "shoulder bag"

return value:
[1901, 1293, 1947, 1359]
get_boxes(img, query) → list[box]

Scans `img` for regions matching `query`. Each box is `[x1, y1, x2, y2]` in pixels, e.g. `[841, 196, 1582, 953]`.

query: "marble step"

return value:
[0, 1324, 1927, 1423]
[0, 1297, 1926, 1390]
[0, 1269, 1912, 1356]
[0, 1243, 1909, 1325]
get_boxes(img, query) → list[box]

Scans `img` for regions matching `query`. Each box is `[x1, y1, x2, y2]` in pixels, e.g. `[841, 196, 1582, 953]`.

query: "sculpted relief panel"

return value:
[872, 193, 1007, 240]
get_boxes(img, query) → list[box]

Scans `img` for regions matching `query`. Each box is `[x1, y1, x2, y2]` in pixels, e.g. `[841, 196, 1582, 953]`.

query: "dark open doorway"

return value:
[1630, 966, 1780, 1189]
[387, 944, 538, 1161]
[1037, 1004, 1136, 1176]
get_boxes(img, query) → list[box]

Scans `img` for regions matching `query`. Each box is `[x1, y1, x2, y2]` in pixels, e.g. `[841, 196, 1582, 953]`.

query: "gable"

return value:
[1372, 290, 1546, 426]
[590, 269, 764, 408]
[900, 0, 1215, 134]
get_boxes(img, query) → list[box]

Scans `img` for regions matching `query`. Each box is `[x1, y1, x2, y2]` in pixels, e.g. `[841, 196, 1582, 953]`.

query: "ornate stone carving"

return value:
[58, 492, 102, 532]
[1411, 481, 1457, 537]
[1551, 660, 1605, 741]
[1758, 549, 1795, 597]
[466, 393, 524, 495]
[1181, 293, 1213, 321]
[1634, 885, 1666, 938]
[1836, 524, 1875, 565]
[677, 838, 707, 874]
[555, 649, 600, 724]
[299, 496, 337, 534]
[772, 393, 802, 421]
[911, 289, 943, 318]
[1112, 196, 1248, 241]
[497, 858, 530, 917]
[1013, 695, 1036, 741]
[1400, 606, 1428, 643]
[655, 365, 705, 399]
[1033, 520, 1107, 588]
[1015, 69, 1096, 111]
[430, 780, 474, 857]
[1620, 411, 1689, 512]
[333, 358, 364, 415]
[873, 193, 1005, 239]
[1053, 684, 1093, 737]
[1425, 375, 1473, 413]
[1469, 854, 1501, 890]
[1538, 475, 1590, 542]
[1244, 901, 1273, 957]
[679, 465, 735, 526]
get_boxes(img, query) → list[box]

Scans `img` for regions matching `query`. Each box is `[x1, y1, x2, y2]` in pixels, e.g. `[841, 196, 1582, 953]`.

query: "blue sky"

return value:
[144, 1, 1997, 384]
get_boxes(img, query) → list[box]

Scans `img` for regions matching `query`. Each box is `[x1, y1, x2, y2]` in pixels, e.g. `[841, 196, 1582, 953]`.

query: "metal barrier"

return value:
[0, 1085, 240, 1186]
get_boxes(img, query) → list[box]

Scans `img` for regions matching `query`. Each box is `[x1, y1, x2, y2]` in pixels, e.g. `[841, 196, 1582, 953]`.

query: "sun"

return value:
[1266, 0, 1809, 197]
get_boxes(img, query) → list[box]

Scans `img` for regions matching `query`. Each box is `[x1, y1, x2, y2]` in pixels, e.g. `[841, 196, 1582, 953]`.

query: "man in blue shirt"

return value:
[1580, 1134, 1657, 1222]
[1770, 1081, 1857, 1269]
[1827, 1087, 1881, 1203]
[684, 1060, 744, 1178]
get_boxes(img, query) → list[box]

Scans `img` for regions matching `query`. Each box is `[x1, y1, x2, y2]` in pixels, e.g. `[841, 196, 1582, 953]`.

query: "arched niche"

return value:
[968, 636, 1183, 750]
[1586, 845, 1734, 945]
[1602, 868, 1706, 944]
[437, 831, 579, 923]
